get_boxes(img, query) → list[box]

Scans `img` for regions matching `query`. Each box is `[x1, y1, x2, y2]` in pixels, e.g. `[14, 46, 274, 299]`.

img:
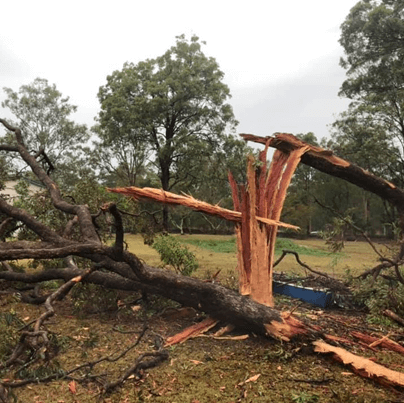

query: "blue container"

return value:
[273, 281, 334, 308]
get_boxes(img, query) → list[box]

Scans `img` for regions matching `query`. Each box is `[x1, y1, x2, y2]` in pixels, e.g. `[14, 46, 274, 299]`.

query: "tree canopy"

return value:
[95, 35, 238, 229]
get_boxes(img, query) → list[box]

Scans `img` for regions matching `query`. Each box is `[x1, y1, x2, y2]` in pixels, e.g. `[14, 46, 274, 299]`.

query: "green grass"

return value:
[179, 237, 237, 253]
[179, 236, 334, 257]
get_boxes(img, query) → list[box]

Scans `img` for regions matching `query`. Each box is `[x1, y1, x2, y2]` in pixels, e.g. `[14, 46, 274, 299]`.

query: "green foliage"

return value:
[13, 176, 142, 246]
[320, 214, 354, 253]
[336, 0, 404, 187]
[292, 392, 319, 403]
[152, 234, 198, 276]
[350, 275, 404, 320]
[0, 311, 24, 364]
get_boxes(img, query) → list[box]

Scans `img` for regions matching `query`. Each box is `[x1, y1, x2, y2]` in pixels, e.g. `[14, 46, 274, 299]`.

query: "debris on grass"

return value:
[164, 317, 218, 346]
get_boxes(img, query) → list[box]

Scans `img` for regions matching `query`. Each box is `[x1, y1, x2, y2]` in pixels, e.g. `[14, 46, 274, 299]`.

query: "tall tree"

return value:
[96, 35, 237, 229]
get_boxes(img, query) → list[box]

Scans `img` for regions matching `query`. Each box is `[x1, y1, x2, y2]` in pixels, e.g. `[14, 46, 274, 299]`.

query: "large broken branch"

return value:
[107, 187, 299, 230]
[241, 133, 404, 216]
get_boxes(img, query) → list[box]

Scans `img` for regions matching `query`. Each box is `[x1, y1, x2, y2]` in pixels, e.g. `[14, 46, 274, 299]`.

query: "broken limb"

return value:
[107, 186, 299, 231]
[351, 331, 404, 355]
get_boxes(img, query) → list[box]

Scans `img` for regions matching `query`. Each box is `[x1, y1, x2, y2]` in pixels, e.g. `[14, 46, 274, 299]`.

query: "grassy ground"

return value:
[128, 233, 381, 279]
[1, 235, 402, 403]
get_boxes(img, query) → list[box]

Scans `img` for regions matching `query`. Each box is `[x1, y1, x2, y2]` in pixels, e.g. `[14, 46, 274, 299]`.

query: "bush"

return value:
[152, 234, 198, 276]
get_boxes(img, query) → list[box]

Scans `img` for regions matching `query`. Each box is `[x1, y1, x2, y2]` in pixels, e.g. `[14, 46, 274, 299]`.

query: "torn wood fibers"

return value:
[109, 133, 310, 307]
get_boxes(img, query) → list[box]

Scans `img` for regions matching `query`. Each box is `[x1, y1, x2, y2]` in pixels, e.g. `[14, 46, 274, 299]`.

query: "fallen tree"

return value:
[0, 119, 312, 345]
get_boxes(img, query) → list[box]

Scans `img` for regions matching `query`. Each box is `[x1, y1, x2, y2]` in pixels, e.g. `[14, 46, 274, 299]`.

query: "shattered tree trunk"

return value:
[2, 117, 404, 341]
[228, 140, 309, 306]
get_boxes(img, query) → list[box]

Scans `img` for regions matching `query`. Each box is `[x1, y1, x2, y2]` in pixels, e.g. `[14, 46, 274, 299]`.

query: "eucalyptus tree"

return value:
[96, 35, 237, 229]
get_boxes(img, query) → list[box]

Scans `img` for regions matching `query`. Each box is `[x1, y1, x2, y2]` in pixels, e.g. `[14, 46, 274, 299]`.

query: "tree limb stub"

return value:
[107, 187, 299, 231]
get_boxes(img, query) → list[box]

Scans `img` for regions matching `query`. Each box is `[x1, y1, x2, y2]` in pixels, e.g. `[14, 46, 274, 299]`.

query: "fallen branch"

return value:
[273, 249, 330, 278]
[384, 309, 404, 327]
[351, 331, 404, 355]
[313, 340, 404, 388]
[3, 265, 97, 369]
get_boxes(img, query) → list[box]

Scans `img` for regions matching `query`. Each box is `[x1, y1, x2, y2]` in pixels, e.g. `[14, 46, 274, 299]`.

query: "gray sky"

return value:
[1, 0, 356, 141]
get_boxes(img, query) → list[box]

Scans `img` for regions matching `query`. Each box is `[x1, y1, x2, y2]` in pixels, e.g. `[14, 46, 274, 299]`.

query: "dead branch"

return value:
[1, 325, 167, 396]
[3, 266, 97, 369]
[104, 350, 169, 394]
[313, 196, 387, 261]
[273, 249, 330, 278]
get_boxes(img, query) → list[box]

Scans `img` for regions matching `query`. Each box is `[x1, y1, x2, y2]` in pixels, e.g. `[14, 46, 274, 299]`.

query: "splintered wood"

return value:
[229, 139, 308, 306]
[107, 187, 298, 230]
[313, 340, 404, 388]
[164, 317, 218, 346]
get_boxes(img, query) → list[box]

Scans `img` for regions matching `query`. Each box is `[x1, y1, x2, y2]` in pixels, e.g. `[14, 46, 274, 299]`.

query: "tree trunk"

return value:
[0, 264, 311, 341]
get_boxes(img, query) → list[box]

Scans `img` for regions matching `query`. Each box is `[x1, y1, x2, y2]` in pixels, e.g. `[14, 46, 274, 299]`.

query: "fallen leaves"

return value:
[68, 380, 77, 394]
[237, 374, 261, 386]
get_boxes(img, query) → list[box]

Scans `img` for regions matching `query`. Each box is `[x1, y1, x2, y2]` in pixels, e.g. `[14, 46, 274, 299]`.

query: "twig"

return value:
[104, 350, 169, 394]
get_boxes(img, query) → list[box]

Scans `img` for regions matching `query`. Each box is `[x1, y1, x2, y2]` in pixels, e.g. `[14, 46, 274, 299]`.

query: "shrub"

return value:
[152, 234, 198, 276]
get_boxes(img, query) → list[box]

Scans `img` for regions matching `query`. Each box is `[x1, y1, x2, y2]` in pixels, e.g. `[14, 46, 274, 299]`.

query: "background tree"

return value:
[330, 0, 404, 236]
[91, 130, 151, 187]
[96, 35, 238, 229]
[337, 0, 404, 186]
[1, 78, 89, 184]
[283, 133, 320, 235]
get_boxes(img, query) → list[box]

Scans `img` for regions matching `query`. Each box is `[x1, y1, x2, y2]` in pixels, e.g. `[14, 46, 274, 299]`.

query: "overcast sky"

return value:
[1, 0, 357, 142]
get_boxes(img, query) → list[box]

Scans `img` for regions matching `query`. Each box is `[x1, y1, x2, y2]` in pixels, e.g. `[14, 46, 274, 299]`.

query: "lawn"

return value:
[127, 233, 381, 280]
